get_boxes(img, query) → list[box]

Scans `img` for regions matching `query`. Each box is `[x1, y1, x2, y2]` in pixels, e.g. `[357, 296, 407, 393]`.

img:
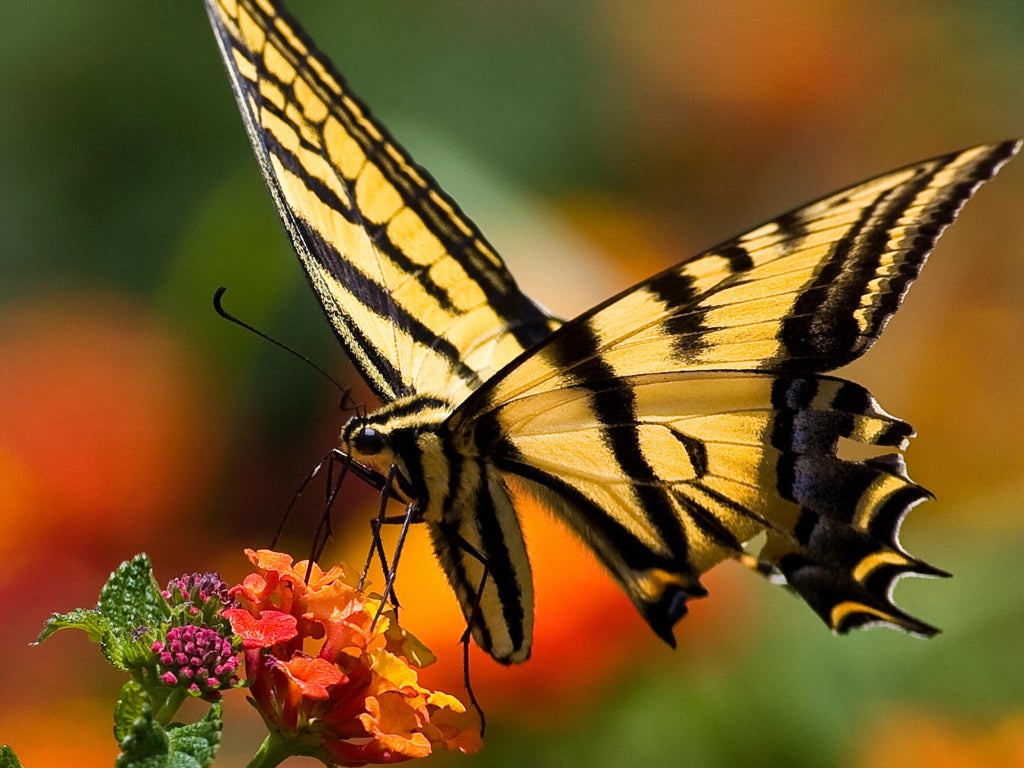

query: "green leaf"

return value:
[114, 680, 150, 743]
[35, 554, 168, 670]
[35, 607, 109, 645]
[100, 626, 154, 672]
[166, 704, 223, 768]
[0, 746, 25, 768]
[115, 705, 169, 768]
[114, 703, 223, 768]
[98, 554, 168, 638]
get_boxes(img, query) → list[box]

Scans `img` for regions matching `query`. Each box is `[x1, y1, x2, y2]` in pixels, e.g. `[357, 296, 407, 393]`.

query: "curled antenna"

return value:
[213, 286, 349, 394]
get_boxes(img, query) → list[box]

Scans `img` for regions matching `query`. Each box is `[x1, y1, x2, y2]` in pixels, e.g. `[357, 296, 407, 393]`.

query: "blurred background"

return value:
[2, 1, 1023, 766]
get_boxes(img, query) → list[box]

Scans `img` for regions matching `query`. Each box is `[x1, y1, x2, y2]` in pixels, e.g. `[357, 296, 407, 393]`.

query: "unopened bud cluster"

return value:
[152, 624, 240, 702]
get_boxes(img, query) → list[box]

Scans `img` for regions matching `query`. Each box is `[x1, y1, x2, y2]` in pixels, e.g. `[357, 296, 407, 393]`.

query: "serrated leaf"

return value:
[99, 554, 167, 635]
[166, 704, 223, 768]
[0, 745, 25, 768]
[35, 556, 169, 671]
[100, 627, 158, 672]
[35, 607, 109, 645]
[87, 555, 170, 670]
[37, 555, 170, 670]
[115, 705, 170, 768]
[114, 680, 150, 743]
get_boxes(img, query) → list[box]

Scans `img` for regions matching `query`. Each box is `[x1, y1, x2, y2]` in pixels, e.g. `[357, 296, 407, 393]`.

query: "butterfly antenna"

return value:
[338, 388, 364, 418]
[213, 286, 349, 394]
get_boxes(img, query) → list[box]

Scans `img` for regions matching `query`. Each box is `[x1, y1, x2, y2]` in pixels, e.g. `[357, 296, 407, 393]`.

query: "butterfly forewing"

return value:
[462, 143, 1019, 411]
[205, 0, 558, 404]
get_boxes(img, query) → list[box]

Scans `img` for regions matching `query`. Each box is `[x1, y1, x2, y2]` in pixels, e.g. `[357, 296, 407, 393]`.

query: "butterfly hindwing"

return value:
[204, 0, 559, 404]
[464, 372, 938, 641]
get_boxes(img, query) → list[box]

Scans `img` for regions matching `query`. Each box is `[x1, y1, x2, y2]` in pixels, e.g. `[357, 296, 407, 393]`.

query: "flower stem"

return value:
[247, 734, 297, 768]
[153, 687, 188, 725]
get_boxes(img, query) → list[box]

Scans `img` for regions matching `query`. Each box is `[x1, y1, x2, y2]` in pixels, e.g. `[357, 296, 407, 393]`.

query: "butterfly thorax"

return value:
[340, 393, 534, 664]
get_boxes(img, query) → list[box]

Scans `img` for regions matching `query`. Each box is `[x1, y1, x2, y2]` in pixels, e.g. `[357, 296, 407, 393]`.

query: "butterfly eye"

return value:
[352, 426, 387, 456]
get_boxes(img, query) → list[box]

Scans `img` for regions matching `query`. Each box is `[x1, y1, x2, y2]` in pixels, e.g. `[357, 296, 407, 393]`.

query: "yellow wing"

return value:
[467, 143, 1019, 409]
[471, 372, 940, 640]
[449, 142, 1017, 642]
[204, 0, 559, 404]
[204, 0, 1019, 656]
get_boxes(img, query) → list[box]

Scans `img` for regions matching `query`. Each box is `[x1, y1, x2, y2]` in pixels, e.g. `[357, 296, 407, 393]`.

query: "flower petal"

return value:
[224, 608, 297, 648]
[276, 653, 346, 700]
[358, 693, 432, 759]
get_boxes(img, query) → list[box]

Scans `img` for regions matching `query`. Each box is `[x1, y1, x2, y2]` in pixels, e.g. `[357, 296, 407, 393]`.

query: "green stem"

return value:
[153, 687, 188, 725]
[246, 734, 297, 768]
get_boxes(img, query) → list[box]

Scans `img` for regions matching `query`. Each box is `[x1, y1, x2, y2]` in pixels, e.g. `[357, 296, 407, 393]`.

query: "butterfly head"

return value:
[338, 395, 456, 502]
[348, 423, 388, 457]
[339, 415, 405, 489]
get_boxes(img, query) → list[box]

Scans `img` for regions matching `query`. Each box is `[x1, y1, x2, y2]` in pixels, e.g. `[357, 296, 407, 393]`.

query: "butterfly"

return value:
[204, 0, 1019, 664]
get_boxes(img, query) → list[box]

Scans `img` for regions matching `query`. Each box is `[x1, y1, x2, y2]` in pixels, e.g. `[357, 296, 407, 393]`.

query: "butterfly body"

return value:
[341, 395, 536, 663]
[204, 0, 1019, 665]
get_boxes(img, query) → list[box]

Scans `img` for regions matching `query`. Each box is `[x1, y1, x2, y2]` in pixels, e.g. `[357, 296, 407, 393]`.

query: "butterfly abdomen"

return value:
[416, 433, 536, 664]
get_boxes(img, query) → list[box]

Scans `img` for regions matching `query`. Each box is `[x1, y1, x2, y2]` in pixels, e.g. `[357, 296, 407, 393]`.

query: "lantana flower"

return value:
[150, 570, 242, 705]
[224, 548, 481, 767]
[152, 624, 241, 702]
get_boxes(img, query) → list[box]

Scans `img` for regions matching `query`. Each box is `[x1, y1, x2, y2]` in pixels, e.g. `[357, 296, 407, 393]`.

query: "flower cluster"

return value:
[164, 571, 233, 608]
[147, 571, 242, 704]
[224, 549, 481, 766]
[152, 624, 241, 702]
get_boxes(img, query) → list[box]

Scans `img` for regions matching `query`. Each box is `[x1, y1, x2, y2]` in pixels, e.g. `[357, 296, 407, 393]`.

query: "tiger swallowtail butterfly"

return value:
[204, 0, 1019, 663]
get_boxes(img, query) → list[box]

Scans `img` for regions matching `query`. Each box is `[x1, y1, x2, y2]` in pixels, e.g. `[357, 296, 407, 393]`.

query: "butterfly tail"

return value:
[752, 379, 948, 636]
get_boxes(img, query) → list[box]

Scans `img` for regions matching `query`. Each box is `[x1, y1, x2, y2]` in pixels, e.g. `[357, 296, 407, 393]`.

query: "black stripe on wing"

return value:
[459, 142, 1019, 416]
[426, 457, 533, 664]
[492, 446, 708, 646]
[475, 372, 945, 643]
[547, 325, 695, 570]
[761, 378, 944, 636]
[297, 222, 485, 392]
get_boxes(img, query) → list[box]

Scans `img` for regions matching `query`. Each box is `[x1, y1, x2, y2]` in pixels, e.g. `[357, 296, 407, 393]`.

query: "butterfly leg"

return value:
[354, 463, 428, 630]
[307, 448, 351, 567]
[360, 464, 403, 594]
[439, 531, 490, 734]
[266, 448, 354, 584]
[373, 498, 420, 627]
[360, 464, 391, 591]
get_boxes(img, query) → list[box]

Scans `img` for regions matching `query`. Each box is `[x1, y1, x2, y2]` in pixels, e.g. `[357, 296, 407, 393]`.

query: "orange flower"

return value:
[226, 549, 481, 766]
